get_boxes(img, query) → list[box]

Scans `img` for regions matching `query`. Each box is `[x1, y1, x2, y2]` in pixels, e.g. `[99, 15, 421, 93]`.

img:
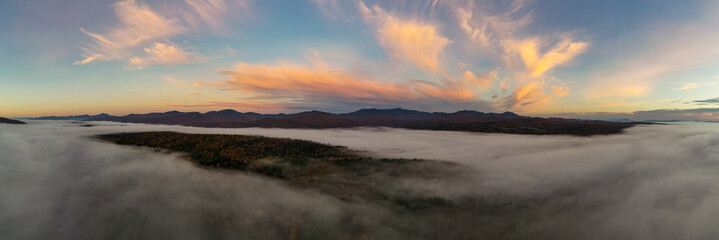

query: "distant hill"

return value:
[27, 113, 111, 121]
[66, 108, 646, 136]
[0, 117, 25, 124]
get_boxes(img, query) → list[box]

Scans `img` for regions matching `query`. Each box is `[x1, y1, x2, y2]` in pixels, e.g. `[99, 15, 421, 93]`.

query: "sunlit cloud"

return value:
[455, 1, 532, 49]
[183, 0, 250, 29]
[359, 1, 451, 73]
[676, 82, 717, 90]
[583, 12, 719, 102]
[461, 70, 496, 89]
[73, 54, 102, 65]
[76, 0, 247, 67]
[502, 81, 551, 109]
[310, 0, 344, 20]
[551, 85, 570, 98]
[504, 36, 589, 77]
[77, 0, 186, 64]
[196, 56, 498, 111]
[551, 108, 719, 121]
[128, 43, 202, 69]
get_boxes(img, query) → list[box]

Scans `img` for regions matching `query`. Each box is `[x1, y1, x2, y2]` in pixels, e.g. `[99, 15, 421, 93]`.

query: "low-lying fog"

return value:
[1, 121, 718, 239]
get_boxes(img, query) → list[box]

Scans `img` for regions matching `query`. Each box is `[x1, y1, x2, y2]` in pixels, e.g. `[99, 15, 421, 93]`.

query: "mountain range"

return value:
[26, 108, 645, 136]
[0, 117, 26, 124]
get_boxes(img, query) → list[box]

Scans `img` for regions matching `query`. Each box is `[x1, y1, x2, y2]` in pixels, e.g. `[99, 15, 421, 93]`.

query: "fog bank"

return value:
[1, 121, 719, 239]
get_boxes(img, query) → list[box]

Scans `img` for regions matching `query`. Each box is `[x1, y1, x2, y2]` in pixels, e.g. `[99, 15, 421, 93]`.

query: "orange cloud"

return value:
[676, 82, 717, 90]
[184, 0, 249, 29]
[76, 0, 246, 66]
[128, 42, 201, 69]
[309, 0, 344, 19]
[455, 4, 532, 48]
[505, 36, 589, 77]
[77, 0, 186, 64]
[203, 60, 496, 110]
[504, 81, 552, 109]
[587, 82, 651, 99]
[359, 2, 450, 73]
[461, 70, 496, 89]
[551, 85, 570, 98]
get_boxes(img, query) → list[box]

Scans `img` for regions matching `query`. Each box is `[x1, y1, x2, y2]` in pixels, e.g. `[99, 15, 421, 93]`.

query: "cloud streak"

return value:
[359, 1, 451, 73]
[77, 0, 186, 64]
[455, 1, 532, 49]
[76, 0, 248, 68]
[128, 42, 202, 69]
[504, 36, 589, 77]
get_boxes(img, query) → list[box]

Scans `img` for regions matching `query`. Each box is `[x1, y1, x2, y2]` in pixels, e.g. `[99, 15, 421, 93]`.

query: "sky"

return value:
[1, 0, 719, 120]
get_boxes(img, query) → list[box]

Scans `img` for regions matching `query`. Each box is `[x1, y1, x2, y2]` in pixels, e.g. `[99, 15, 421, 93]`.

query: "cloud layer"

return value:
[3, 121, 719, 239]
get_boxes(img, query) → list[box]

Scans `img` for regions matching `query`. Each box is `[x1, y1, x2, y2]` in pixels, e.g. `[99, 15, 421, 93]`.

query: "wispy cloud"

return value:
[76, 0, 248, 68]
[584, 12, 719, 100]
[309, 0, 344, 20]
[676, 82, 717, 90]
[455, 1, 532, 49]
[196, 52, 497, 111]
[128, 42, 202, 69]
[551, 85, 570, 98]
[503, 81, 551, 108]
[76, 0, 186, 64]
[183, 0, 250, 29]
[461, 70, 496, 89]
[504, 36, 589, 78]
[552, 108, 719, 121]
[359, 1, 451, 73]
[693, 97, 719, 104]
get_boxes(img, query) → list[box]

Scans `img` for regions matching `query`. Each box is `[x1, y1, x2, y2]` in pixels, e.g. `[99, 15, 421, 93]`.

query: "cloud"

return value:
[693, 97, 719, 104]
[678, 82, 699, 90]
[183, 0, 249, 29]
[73, 54, 102, 65]
[128, 43, 202, 69]
[6, 120, 719, 239]
[309, 0, 344, 19]
[455, 1, 532, 49]
[461, 70, 495, 89]
[587, 79, 652, 99]
[359, 1, 451, 73]
[676, 82, 717, 90]
[215, 61, 468, 103]
[77, 0, 186, 64]
[583, 13, 719, 100]
[551, 85, 570, 98]
[76, 0, 247, 67]
[549, 108, 719, 121]
[504, 36, 589, 77]
[197, 56, 497, 112]
[503, 81, 551, 108]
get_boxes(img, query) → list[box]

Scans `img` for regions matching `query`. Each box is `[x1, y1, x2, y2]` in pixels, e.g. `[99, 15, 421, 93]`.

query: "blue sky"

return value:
[1, 0, 719, 120]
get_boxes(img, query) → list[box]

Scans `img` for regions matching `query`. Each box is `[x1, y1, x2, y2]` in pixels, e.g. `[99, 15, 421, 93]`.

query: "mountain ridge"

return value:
[24, 108, 647, 136]
[0, 117, 26, 124]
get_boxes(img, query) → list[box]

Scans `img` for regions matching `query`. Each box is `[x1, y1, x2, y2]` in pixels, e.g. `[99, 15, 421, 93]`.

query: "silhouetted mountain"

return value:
[77, 108, 646, 135]
[27, 113, 111, 121]
[0, 117, 25, 124]
[340, 108, 445, 126]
